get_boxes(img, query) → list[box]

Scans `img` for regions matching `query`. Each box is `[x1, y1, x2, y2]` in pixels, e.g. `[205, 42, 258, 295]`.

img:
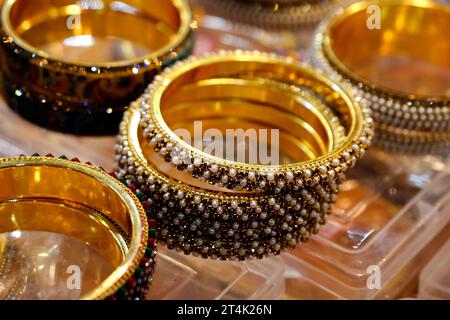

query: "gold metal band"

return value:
[0, 156, 151, 300]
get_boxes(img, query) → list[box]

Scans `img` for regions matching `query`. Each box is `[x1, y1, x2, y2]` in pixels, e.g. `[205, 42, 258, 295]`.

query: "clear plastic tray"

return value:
[283, 148, 450, 300]
[418, 238, 450, 300]
[149, 249, 285, 300]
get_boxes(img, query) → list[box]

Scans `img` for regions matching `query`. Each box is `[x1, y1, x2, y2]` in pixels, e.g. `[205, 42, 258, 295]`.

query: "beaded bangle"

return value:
[311, 0, 450, 148]
[0, 155, 156, 300]
[116, 106, 345, 260]
[139, 51, 373, 193]
[0, 0, 195, 135]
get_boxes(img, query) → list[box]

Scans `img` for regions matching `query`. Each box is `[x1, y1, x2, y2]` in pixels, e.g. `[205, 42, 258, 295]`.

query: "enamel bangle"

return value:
[0, 0, 195, 135]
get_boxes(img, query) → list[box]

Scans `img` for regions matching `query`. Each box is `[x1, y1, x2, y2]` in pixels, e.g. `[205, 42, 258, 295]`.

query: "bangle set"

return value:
[0, 0, 195, 135]
[0, 0, 449, 298]
[311, 0, 450, 153]
[114, 51, 374, 260]
[0, 155, 156, 300]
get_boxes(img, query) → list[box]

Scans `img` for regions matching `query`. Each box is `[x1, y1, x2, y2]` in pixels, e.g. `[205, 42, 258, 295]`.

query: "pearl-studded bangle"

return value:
[0, 155, 155, 300]
[116, 105, 345, 260]
[0, 0, 195, 135]
[139, 51, 373, 193]
[115, 51, 373, 260]
[311, 0, 450, 148]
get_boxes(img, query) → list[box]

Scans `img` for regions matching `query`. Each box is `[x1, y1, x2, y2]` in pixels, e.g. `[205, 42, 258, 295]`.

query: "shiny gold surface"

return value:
[324, 0, 450, 98]
[2, 0, 192, 65]
[161, 77, 344, 159]
[0, 157, 147, 300]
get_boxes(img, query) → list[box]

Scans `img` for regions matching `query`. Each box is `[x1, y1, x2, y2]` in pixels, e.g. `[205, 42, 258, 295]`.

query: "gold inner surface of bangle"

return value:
[0, 158, 144, 300]
[151, 56, 359, 171]
[2, 0, 192, 65]
[159, 77, 347, 165]
[324, 0, 450, 99]
[161, 78, 339, 161]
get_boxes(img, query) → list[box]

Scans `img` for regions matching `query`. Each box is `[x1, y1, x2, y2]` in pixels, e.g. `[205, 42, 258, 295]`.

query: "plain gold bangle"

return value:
[0, 155, 155, 300]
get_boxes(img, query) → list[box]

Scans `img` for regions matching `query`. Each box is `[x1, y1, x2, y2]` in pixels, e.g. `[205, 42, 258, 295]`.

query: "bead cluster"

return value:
[114, 51, 373, 260]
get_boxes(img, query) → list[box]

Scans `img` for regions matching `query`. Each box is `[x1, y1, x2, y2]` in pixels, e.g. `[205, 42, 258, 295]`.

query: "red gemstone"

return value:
[148, 219, 156, 228]
[148, 238, 157, 248]
[45, 153, 54, 158]
[141, 200, 150, 211]
[140, 256, 149, 268]
[126, 277, 137, 289]
[85, 161, 92, 165]
[109, 171, 118, 179]
[128, 184, 137, 194]
[71, 157, 80, 162]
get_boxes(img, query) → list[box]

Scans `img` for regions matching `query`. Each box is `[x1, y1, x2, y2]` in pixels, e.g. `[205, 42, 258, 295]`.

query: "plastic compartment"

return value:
[283, 148, 450, 300]
[149, 249, 285, 300]
[418, 238, 450, 300]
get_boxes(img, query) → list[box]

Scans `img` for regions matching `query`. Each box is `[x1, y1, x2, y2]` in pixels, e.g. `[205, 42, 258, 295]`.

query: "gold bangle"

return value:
[311, 0, 450, 145]
[0, 155, 155, 300]
[116, 105, 344, 260]
[139, 51, 373, 192]
[0, 0, 195, 135]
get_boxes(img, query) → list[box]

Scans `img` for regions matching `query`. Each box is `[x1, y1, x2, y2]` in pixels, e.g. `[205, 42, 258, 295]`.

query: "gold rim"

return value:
[0, 156, 147, 300]
[323, 0, 450, 102]
[1, 0, 192, 68]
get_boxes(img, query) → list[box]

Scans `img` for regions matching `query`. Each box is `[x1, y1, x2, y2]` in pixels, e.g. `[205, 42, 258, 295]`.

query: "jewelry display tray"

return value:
[0, 9, 449, 300]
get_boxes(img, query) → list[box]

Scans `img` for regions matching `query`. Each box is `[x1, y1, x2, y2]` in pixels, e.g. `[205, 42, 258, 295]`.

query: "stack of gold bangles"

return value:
[311, 0, 450, 154]
[115, 51, 374, 260]
[0, 0, 195, 135]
